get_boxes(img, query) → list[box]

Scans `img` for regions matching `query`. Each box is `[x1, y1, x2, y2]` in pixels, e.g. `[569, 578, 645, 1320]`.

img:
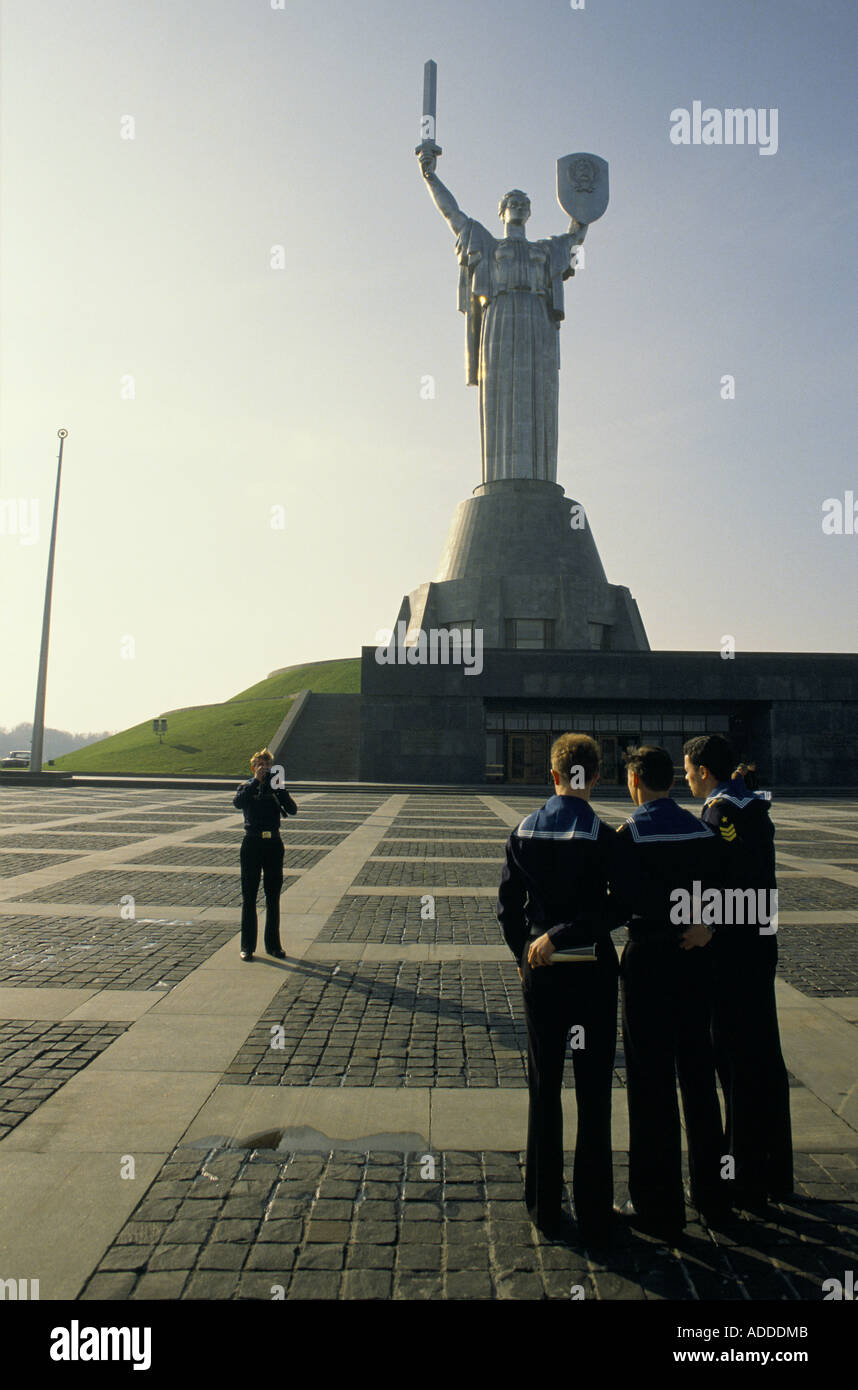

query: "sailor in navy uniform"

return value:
[684, 735, 793, 1209]
[612, 746, 727, 1239]
[497, 733, 619, 1243]
[233, 747, 297, 962]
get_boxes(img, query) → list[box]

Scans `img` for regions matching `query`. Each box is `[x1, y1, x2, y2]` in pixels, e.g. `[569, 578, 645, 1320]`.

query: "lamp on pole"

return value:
[30, 429, 67, 776]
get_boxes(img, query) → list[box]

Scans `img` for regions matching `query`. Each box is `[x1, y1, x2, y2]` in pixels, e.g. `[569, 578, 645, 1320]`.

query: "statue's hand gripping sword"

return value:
[415, 59, 442, 174]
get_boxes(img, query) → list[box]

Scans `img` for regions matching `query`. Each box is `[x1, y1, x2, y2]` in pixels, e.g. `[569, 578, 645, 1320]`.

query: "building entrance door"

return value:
[600, 735, 620, 785]
[507, 732, 550, 785]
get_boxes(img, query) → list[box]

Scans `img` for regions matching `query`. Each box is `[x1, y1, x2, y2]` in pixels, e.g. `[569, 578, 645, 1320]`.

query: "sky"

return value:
[1, 0, 856, 734]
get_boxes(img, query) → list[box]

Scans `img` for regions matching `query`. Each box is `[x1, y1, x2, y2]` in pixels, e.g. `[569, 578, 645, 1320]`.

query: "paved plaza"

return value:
[0, 785, 856, 1300]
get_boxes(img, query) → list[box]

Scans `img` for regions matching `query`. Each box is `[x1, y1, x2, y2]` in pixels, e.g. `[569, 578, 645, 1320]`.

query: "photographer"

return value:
[233, 747, 297, 962]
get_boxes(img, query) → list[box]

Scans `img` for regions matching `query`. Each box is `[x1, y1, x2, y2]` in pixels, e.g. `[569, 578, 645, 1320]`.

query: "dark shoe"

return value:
[266, 947, 287, 960]
[736, 1191, 772, 1219]
[577, 1218, 616, 1248]
[240, 950, 254, 962]
[528, 1206, 567, 1238]
[684, 1183, 735, 1227]
[537, 1214, 576, 1241]
[617, 1199, 683, 1244]
[698, 1203, 736, 1229]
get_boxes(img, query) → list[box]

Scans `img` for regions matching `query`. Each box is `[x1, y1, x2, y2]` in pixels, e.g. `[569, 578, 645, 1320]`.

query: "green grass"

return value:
[50, 655, 362, 775]
[230, 657, 361, 701]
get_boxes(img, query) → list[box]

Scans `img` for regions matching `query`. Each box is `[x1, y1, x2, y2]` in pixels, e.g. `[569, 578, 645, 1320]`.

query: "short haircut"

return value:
[250, 747, 273, 769]
[498, 189, 531, 220]
[683, 734, 733, 782]
[550, 732, 599, 784]
[624, 745, 674, 793]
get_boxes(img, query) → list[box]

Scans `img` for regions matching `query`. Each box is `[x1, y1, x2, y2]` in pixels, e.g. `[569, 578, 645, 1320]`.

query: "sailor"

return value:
[233, 747, 297, 962]
[684, 733, 793, 1210]
[497, 732, 619, 1244]
[612, 746, 728, 1241]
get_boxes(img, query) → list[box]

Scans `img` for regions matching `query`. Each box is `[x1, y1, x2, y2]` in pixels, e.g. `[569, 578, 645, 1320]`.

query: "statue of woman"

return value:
[417, 149, 588, 485]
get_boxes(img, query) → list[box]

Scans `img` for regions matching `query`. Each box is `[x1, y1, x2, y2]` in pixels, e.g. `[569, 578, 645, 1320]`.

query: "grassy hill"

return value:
[50, 656, 361, 776]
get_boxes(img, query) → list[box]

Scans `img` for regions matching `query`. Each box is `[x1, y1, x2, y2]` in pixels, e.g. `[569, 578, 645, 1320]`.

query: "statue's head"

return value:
[498, 190, 531, 225]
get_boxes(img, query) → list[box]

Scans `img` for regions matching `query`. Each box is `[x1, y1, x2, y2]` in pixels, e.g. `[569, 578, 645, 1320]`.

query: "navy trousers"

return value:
[239, 833, 284, 954]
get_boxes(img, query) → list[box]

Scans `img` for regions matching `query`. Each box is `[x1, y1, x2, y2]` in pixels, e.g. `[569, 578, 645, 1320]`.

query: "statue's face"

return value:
[503, 195, 530, 225]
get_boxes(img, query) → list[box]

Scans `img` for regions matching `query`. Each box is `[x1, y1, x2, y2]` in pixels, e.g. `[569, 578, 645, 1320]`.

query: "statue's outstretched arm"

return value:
[567, 218, 589, 247]
[417, 151, 468, 236]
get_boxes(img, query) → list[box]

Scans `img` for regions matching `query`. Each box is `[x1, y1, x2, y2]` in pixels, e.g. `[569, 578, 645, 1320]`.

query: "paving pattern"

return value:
[0, 785, 856, 1303]
[79, 1143, 858, 1301]
[0, 913, 240, 990]
[316, 894, 505, 944]
[223, 961, 529, 1088]
[0, 1019, 128, 1139]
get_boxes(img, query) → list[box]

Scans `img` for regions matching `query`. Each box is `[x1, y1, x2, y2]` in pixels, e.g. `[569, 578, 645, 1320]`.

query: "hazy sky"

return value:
[1, 0, 856, 733]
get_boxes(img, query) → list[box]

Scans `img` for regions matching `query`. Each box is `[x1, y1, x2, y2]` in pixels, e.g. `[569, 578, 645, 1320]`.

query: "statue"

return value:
[415, 62, 608, 487]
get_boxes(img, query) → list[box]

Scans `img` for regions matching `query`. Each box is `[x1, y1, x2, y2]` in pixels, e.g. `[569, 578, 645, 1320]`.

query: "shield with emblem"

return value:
[556, 152, 609, 223]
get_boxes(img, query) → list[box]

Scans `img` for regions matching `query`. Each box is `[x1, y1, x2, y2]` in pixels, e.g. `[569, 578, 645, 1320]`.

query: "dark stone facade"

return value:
[358, 648, 858, 789]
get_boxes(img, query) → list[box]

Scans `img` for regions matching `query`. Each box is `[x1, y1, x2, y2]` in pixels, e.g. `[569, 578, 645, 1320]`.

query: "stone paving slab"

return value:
[777, 879, 858, 909]
[0, 850, 90, 873]
[776, 924, 858, 996]
[0, 1069, 223, 1153]
[354, 861, 505, 887]
[317, 893, 505, 944]
[0, 788, 856, 1304]
[0, 1149, 166, 1300]
[10, 870, 298, 908]
[76, 1144, 858, 1302]
[0, 913, 240, 990]
[375, 840, 506, 857]
[0, 1019, 128, 1139]
[0, 830, 152, 848]
[223, 960, 529, 1089]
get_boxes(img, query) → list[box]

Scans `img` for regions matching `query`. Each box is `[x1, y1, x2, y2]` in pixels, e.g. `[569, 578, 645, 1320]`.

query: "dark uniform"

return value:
[613, 798, 726, 1232]
[497, 794, 619, 1238]
[701, 777, 793, 1203]
[233, 773, 297, 955]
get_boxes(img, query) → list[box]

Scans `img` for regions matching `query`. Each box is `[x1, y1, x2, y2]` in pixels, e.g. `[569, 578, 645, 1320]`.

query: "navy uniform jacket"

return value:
[701, 778, 776, 892]
[612, 798, 721, 943]
[233, 776, 297, 835]
[497, 794, 617, 964]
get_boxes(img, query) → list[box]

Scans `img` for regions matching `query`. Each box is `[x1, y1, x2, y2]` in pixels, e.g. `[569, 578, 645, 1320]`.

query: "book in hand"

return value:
[551, 943, 597, 963]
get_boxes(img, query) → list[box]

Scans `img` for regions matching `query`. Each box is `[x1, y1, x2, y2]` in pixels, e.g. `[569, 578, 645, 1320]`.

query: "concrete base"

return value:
[397, 478, 648, 653]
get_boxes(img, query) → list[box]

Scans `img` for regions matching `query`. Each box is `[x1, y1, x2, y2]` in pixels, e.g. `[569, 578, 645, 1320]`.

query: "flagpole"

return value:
[30, 428, 67, 776]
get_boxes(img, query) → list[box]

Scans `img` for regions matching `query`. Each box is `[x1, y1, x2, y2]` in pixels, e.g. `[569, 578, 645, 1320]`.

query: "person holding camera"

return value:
[233, 747, 297, 962]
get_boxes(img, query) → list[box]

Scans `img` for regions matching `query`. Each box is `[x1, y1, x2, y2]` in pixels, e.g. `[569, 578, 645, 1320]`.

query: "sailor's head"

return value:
[498, 190, 531, 225]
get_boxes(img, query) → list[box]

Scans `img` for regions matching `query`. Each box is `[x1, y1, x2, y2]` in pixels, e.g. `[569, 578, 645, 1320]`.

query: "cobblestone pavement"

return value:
[79, 1145, 858, 1301]
[0, 1019, 127, 1139]
[0, 786, 855, 1302]
[11, 868, 299, 908]
[316, 893, 506, 944]
[224, 961, 529, 1088]
[0, 913, 240, 989]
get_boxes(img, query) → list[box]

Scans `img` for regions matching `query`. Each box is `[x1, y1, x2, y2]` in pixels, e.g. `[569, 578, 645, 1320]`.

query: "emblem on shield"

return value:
[556, 152, 609, 223]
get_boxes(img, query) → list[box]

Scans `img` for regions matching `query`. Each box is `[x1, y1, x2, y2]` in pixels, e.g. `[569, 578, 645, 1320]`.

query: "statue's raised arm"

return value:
[417, 149, 468, 237]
